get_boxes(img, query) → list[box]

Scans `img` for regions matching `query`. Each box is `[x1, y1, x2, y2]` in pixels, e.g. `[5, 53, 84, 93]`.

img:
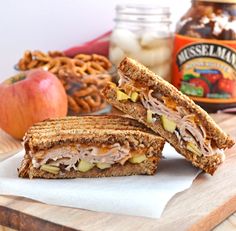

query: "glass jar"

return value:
[172, 0, 236, 112]
[109, 4, 173, 82]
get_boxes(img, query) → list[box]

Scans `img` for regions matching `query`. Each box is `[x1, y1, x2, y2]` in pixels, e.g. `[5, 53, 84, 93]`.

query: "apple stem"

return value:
[4, 73, 26, 84]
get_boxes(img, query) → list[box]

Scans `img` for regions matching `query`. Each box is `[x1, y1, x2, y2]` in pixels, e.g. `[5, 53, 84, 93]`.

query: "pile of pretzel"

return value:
[17, 50, 112, 114]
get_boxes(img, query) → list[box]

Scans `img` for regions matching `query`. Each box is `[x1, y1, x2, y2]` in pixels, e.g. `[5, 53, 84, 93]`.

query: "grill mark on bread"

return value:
[31, 115, 147, 128]
[27, 116, 152, 133]
[29, 123, 148, 132]
[25, 130, 163, 153]
[24, 116, 159, 151]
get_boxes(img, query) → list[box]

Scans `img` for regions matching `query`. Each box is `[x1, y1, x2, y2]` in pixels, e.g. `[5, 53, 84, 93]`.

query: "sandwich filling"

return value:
[117, 72, 224, 157]
[30, 143, 150, 175]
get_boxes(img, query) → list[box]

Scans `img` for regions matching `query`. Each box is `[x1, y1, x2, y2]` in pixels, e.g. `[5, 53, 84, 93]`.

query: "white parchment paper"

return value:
[0, 143, 200, 218]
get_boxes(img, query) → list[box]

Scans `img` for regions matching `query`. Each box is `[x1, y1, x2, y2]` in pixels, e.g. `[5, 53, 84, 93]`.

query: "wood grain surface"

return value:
[0, 225, 16, 231]
[0, 113, 236, 231]
[0, 130, 22, 161]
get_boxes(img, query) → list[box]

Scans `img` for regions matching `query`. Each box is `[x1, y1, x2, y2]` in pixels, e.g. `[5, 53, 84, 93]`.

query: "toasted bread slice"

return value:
[102, 57, 234, 174]
[18, 115, 165, 178]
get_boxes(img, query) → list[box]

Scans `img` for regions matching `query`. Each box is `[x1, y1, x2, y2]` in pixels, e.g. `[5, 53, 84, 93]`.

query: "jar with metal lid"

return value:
[172, 0, 236, 112]
[109, 4, 173, 82]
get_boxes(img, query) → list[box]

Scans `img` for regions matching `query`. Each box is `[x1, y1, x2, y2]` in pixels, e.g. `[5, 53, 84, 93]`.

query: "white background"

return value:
[0, 0, 190, 81]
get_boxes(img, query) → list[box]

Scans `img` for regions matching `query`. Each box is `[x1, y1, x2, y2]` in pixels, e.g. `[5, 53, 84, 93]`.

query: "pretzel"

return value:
[58, 57, 75, 67]
[76, 98, 91, 113]
[48, 50, 65, 58]
[67, 95, 80, 113]
[96, 74, 112, 87]
[87, 65, 101, 75]
[27, 59, 40, 69]
[33, 50, 51, 62]
[73, 85, 97, 98]
[17, 50, 112, 114]
[82, 75, 99, 85]
[92, 54, 111, 69]
[43, 59, 60, 73]
[90, 61, 106, 72]
[17, 50, 111, 78]
[18, 51, 34, 70]
[85, 95, 101, 108]
[74, 54, 92, 62]
[73, 60, 87, 76]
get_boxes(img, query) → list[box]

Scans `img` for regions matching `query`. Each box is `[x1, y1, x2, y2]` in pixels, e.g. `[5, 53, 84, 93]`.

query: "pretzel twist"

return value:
[17, 50, 112, 114]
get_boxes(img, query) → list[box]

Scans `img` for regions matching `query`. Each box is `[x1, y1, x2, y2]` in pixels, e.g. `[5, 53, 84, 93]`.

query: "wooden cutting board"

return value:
[0, 113, 236, 231]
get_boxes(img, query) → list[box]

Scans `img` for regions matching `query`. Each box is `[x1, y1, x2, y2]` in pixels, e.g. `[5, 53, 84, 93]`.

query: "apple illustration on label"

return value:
[0, 69, 68, 139]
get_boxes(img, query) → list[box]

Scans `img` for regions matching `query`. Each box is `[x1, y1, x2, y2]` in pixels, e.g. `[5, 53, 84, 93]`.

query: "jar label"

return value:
[172, 34, 236, 104]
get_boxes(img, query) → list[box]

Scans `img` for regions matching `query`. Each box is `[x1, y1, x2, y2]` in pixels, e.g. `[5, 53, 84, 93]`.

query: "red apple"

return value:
[0, 69, 68, 139]
[189, 78, 210, 96]
[217, 78, 236, 97]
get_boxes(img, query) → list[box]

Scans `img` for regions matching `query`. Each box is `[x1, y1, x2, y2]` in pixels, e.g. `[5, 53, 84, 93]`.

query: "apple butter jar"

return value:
[172, 0, 236, 112]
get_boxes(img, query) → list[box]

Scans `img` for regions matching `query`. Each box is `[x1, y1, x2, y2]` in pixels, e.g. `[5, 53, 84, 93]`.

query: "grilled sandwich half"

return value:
[18, 115, 165, 179]
[102, 57, 234, 174]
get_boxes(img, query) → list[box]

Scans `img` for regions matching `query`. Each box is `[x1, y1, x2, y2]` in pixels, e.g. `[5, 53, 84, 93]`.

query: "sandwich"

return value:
[18, 115, 165, 179]
[102, 57, 235, 174]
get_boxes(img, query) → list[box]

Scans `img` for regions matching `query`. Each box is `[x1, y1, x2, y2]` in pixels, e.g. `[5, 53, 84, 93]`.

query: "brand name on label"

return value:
[176, 42, 236, 70]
